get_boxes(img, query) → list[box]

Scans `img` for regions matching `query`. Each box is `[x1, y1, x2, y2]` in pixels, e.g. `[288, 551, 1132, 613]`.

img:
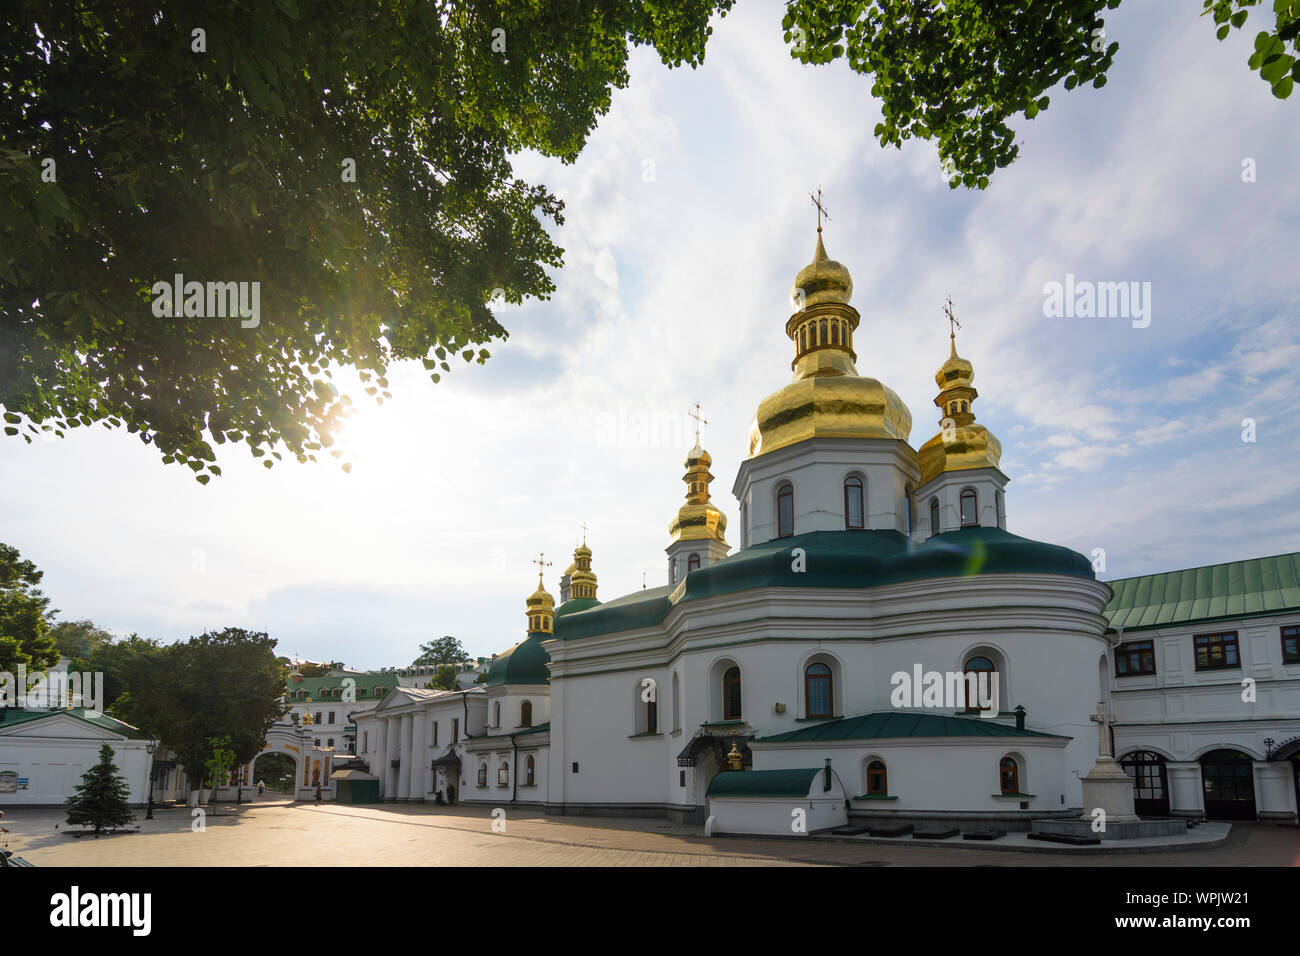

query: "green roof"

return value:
[757, 711, 1067, 743]
[486, 634, 551, 686]
[555, 598, 601, 617]
[555, 527, 1094, 641]
[0, 707, 148, 739]
[287, 673, 401, 700]
[1104, 551, 1300, 633]
[707, 767, 825, 797]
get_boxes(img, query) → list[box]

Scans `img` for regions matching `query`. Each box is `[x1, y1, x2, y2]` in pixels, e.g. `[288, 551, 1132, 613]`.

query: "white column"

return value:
[398, 714, 414, 800]
[383, 717, 400, 799]
[411, 712, 427, 801]
[374, 719, 388, 798]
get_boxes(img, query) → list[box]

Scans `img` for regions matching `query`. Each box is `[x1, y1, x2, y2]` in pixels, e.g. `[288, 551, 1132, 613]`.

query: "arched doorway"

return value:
[1119, 750, 1170, 816]
[250, 752, 297, 794]
[1199, 750, 1256, 820]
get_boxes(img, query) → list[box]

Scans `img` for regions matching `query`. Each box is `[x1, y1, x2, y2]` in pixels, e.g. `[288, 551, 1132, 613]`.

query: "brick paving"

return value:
[4, 796, 1298, 866]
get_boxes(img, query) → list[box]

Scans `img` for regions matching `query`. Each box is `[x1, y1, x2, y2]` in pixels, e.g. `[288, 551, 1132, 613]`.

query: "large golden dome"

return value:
[749, 232, 913, 458]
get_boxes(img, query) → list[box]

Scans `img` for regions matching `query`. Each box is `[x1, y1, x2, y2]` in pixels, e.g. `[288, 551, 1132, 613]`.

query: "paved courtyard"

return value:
[4, 795, 1299, 866]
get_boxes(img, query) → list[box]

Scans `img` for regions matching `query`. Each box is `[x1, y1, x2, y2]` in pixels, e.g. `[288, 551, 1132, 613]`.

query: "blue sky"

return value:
[2, 1, 1297, 668]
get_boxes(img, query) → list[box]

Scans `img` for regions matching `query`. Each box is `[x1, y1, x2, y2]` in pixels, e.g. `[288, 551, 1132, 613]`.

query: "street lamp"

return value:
[145, 739, 158, 820]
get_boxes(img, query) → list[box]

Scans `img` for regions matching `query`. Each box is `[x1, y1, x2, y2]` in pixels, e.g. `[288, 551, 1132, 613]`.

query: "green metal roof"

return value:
[485, 634, 551, 686]
[707, 767, 824, 797]
[1104, 551, 1300, 633]
[287, 672, 401, 700]
[757, 711, 1067, 744]
[555, 598, 601, 617]
[0, 707, 148, 739]
[555, 527, 1094, 641]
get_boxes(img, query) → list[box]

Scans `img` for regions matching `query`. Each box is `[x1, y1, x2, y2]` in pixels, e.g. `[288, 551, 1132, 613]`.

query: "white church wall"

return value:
[708, 792, 847, 836]
[0, 727, 153, 806]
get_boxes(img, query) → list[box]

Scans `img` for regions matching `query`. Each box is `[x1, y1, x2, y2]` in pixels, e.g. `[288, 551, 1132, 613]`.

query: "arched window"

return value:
[646, 695, 657, 734]
[960, 488, 977, 526]
[999, 756, 1020, 795]
[929, 497, 940, 535]
[498, 762, 509, 786]
[493, 702, 501, 727]
[833, 320, 841, 345]
[525, 755, 536, 786]
[687, 553, 700, 572]
[723, 666, 742, 720]
[844, 476, 864, 530]
[777, 483, 794, 538]
[520, 701, 533, 728]
[964, 656, 996, 712]
[805, 662, 833, 718]
[819, 318, 827, 344]
[867, 760, 887, 795]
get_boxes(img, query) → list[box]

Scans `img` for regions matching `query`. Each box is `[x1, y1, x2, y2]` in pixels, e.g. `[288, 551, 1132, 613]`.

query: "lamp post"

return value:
[145, 739, 157, 820]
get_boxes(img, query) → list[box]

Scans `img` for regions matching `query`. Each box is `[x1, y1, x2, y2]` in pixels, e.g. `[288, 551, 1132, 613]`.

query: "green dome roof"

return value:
[485, 632, 552, 686]
[555, 597, 601, 618]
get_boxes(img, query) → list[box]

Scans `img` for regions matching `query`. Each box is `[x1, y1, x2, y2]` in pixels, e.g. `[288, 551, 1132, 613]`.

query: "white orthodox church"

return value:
[353, 230, 1300, 835]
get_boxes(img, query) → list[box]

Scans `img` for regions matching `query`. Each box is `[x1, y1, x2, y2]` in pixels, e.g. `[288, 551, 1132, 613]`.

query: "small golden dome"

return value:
[936, 337, 974, 388]
[792, 233, 853, 308]
[669, 442, 728, 544]
[917, 335, 1002, 486]
[526, 575, 555, 611]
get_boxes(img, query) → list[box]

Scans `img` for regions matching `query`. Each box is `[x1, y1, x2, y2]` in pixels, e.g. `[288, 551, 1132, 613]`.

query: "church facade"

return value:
[358, 232, 1300, 833]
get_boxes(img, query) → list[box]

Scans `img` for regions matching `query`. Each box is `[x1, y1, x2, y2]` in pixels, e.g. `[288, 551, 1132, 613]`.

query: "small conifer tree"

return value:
[65, 743, 136, 835]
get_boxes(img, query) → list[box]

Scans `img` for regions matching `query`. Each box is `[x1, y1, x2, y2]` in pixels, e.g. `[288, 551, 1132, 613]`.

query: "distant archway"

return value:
[250, 752, 297, 793]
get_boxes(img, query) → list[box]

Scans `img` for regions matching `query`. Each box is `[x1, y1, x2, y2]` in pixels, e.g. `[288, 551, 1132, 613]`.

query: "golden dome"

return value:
[568, 540, 597, 601]
[525, 572, 555, 634]
[525, 576, 555, 610]
[792, 233, 853, 307]
[916, 335, 1002, 486]
[749, 231, 912, 458]
[669, 442, 728, 543]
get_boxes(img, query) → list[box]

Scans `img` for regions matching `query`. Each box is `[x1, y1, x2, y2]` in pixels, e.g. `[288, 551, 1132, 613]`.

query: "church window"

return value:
[452, 718, 459, 744]
[1283, 625, 1300, 664]
[1115, 640, 1156, 676]
[805, 662, 833, 718]
[866, 760, 887, 795]
[723, 666, 742, 720]
[929, 497, 940, 535]
[498, 763, 509, 786]
[819, 319, 827, 344]
[520, 701, 533, 727]
[670, 559, 677, 585]
[995, 490, 1004, 529]
[646, 697, 658, 734]
[688, 553, 700, 573]
[315, 712, 323, 725]
[960, 488, 977, 526]
[432, 722, 438, 746]
[904, 484, 915, 535]
[526, 755, 535, 786]
[844, 476, 864, 529]
[963, 657, 996, 712]
[1193, 632, 1239, 670]
[999, 757, 1020, 794]
[493, 702, 501, 727]
[478, 764, 487, 786]
[777, 483, 794, 538]
[833, 321, 841, 344]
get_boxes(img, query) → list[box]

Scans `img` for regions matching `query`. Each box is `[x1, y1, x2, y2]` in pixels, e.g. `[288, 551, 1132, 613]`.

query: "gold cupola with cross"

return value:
[748, 191, 912, 458]
[667, 405, 730, 586]
[525, 553, 555, 634]
[916, 300, 1003, 487]
[567, 533, 598, 602]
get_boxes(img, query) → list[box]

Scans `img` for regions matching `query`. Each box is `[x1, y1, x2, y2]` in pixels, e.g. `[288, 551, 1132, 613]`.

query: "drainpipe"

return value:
[511, 733, 519, 803]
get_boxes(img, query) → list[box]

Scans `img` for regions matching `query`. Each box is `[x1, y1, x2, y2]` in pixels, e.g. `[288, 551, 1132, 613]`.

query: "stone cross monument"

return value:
[1079, 700, 1138, 823]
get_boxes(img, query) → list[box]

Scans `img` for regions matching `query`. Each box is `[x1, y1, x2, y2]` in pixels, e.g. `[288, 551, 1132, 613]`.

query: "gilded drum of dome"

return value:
[668, 503, 728, 542]
[916, 424, 1003, 486]
[748, 375, 913, 457]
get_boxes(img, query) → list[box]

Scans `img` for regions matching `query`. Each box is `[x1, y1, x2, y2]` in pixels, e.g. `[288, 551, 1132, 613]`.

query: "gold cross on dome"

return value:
[944, 295, 961, 342]
[809, 187, 831, 234]
[688, 403, 708, 444]
[579, 522, 588, 546]
[531, 552, 552, 576]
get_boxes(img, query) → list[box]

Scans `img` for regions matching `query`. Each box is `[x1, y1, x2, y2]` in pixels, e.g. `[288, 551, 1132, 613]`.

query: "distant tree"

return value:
[204, 735, 236, 814]
[295, 662, 332, 678]
[113, 628, 287, 797]
[427, 664, 461, 691]
[50, 621, 160, 711]
[65, 743, 136, 835]
[0, 542, 56, 673]
[413, 636, 468, 668]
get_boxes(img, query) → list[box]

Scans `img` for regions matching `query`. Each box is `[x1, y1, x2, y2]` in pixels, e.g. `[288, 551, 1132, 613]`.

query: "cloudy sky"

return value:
[2, 1, 1297, 669]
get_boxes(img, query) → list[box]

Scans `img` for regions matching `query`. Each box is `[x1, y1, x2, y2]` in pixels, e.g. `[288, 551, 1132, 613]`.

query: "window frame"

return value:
[999, 756, 1020, 795]
[843, 475, 865, 530]
[722, 666, 742, 720]
[960, 488, 977, 527]
[776, 483, 794, 538]
[520, 700, 533, 728]
[1282, 625, 1300, 665]
[1115, 639, 1156, 677]
[805, 662, 833, 719]
[687, 553, 701, 573]
[929, 497, 940, 536]
[1193, 631, 1240, 671]
[525, 755, 535, 786]
[866, 760, 887, 796]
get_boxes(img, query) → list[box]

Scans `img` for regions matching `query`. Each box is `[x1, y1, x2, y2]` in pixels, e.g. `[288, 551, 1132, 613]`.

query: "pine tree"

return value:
[65, 743, 136, 836]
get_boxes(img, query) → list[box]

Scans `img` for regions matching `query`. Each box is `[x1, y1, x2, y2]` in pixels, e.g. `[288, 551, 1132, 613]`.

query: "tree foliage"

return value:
[111, 627, 288, 791]
[65, 743, 136, 834]
[783, 0, 1295, 188]
[412, 635, 468, 668]
[0, 0, 731, 481]
[0, 541, 56, 673]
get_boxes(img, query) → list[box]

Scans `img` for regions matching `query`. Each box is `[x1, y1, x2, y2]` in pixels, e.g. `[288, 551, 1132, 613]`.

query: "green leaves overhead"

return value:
[1205, 0, 1300, 99]
[0, 1, 732, 481]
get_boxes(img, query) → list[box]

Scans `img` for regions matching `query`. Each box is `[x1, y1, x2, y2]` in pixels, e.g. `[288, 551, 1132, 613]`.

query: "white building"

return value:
[0, 707, 154, 808]
[345, 231, 1300, 833]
